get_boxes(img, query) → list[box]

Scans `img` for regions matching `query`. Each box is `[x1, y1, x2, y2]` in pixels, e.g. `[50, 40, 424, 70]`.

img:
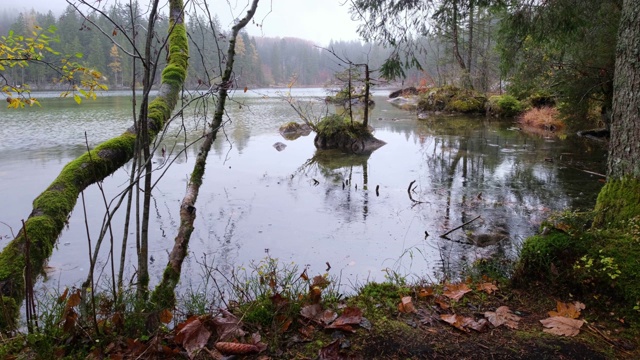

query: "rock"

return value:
[388, 96, 419, 111]
[279, 122, 312, 140]
[389, 87, 419, 98]
[273, 142, 287, 151]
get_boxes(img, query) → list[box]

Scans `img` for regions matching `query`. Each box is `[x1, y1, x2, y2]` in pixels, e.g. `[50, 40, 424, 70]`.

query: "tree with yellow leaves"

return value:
[0, 24, 107, 108]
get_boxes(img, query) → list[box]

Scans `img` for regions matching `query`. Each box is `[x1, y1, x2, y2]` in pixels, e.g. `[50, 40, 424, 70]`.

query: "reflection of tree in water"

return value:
[413, 116, 605, 277]
[295, 149, 373, 222]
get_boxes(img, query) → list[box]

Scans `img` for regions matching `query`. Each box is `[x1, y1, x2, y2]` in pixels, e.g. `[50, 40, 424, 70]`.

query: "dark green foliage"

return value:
[487, 95, 524, 117]
[498, 0, 620, 128]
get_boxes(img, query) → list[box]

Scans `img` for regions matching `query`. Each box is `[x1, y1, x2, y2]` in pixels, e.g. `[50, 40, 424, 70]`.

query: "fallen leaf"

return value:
[327, 307, 362, 332]
[160, 309, 173, 324]
[540, 316, 584, 336]
[398, 296, 416, 313]
[484, 306, 521, 329]
[211, 309, 246, 341]
[548, 301, 585, 319]
[443, 283, 472, 301]
[298, 325, 315, 339]
[440, 313, 470, 332]
[435, 297, 450, 310]
[66, 289, 82, 308]
[418, 287, 434, 298]
[270, 293, 290, 310]
[463, 317, 489, 332]
[57, 288, 69, 304]
[318, 339, 357, 360]
[175, 318, 211, 359]
[301, 304, 337, 325]
[312, 275, 331, 289]
[477, 282, 499, 294]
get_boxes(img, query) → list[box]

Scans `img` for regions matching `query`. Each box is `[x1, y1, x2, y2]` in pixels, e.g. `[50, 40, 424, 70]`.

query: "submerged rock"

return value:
[279, 122, 312, 140]
[273, 142, 287, 151]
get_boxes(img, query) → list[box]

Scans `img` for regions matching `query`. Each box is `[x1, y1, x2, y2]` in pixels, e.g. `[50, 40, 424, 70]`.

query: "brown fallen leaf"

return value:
[540, 316, 584, 336]
[160, 309, 173, 324]
[326, 307, 363, 332]
[440, 313, 470, 332]
[477, 282, 499, 294]
[319, 339, 357, 360]
[484, 306, 521, 329]
[398, 296, 416, 313]
[443, 282, 472, 301]
[463, 317, 489, 332]
[435, 297, 450, 310]
[211, 309, 246, 341]
[300, 304, 338, 325]
[548, 301, 585, 319]
[175, 317, 211, 359]
[418, 287, 434, 298]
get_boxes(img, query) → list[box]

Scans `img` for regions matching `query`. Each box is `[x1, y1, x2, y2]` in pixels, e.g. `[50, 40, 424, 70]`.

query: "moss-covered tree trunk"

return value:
[150, 0, 260, 310]
[594, 0, 640, 226]
[0, 0, 189, 329]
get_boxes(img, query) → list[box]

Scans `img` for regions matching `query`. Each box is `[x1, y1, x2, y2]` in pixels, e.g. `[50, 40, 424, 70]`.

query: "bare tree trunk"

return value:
[150, 0, 260, 310]
[0, 0, 189, 329]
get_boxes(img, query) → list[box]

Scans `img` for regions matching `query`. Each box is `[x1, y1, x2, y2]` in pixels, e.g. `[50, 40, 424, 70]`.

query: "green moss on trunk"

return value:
[593, 177, 640, 227]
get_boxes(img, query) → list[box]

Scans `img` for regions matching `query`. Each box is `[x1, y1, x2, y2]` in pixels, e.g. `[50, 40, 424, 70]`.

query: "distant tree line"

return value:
[2, 3, 507, 90]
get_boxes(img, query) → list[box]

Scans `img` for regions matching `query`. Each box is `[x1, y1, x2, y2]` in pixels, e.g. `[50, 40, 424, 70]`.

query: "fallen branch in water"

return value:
[440, 215, 481, 238]
[407, 180, 424, 204]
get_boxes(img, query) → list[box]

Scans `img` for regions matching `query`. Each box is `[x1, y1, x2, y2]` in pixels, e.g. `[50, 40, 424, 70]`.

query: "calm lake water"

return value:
[0, 88, 606, 293]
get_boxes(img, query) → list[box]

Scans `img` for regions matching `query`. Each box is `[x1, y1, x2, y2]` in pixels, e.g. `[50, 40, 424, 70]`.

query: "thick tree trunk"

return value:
[0, 0, 189, 328]
[594, 0, 640, 226]
[150, 0, 260, 310]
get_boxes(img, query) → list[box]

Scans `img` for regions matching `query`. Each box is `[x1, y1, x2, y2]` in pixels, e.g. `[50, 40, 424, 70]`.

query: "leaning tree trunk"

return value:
[593, 0, 640, 226]
[150, 0, 260, 310]
[0, 0, 189, 329]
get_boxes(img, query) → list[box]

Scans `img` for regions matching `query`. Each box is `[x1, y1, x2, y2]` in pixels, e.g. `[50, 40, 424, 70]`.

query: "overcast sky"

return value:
[2, 0, 362, 46]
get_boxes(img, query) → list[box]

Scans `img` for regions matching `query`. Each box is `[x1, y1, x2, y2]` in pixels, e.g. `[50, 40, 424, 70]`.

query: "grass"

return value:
[519, 106, 565, 132]
[1, 251, 639, 359]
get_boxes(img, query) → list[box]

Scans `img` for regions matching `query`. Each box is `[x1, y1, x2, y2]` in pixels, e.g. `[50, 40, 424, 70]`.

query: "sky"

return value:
[2, 0, 362, 46]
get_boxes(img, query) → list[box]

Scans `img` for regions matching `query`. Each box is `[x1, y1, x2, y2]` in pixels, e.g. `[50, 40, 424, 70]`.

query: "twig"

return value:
[407, 180, 424, 204]
[440, 215, 481, 238]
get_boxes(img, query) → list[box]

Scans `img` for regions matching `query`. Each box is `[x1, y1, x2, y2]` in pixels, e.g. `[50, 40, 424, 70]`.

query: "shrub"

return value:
[519, 106, 564, 131]
[487, 95, 524, 117]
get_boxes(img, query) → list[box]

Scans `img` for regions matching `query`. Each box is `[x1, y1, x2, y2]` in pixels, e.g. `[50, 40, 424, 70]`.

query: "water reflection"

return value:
[0, 89, 607, 290]
[297, 149, 373, 221]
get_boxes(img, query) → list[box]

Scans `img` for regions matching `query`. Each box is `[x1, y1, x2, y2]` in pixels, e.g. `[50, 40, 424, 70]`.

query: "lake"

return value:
[0, 88, 607, 295]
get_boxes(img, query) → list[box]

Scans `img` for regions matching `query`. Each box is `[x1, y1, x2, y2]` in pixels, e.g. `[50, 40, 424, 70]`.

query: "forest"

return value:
[0, 0, 639, 359]
[0, 2, 502, 90]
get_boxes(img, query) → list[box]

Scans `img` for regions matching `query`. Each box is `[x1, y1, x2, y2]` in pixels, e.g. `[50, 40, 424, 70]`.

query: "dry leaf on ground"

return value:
[326, 306, 363, 332]
[398, 296, 416, 313]
[300, 304, 338, 325]
[175, 317, 211, 359]
[548, 301, 585, 319]
[477, 282, 499, 294]
[540, 316, 584, 336]
[443, 283, 472, 301]
[212, 310, 246, 341]
[440, 314, 469, 332]
[484, 306, 521, 329]
[418, 287, 434, 298]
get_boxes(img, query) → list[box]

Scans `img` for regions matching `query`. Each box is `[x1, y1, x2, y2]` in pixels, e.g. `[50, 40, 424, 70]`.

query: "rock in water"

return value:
[273, 142, 287, 151]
